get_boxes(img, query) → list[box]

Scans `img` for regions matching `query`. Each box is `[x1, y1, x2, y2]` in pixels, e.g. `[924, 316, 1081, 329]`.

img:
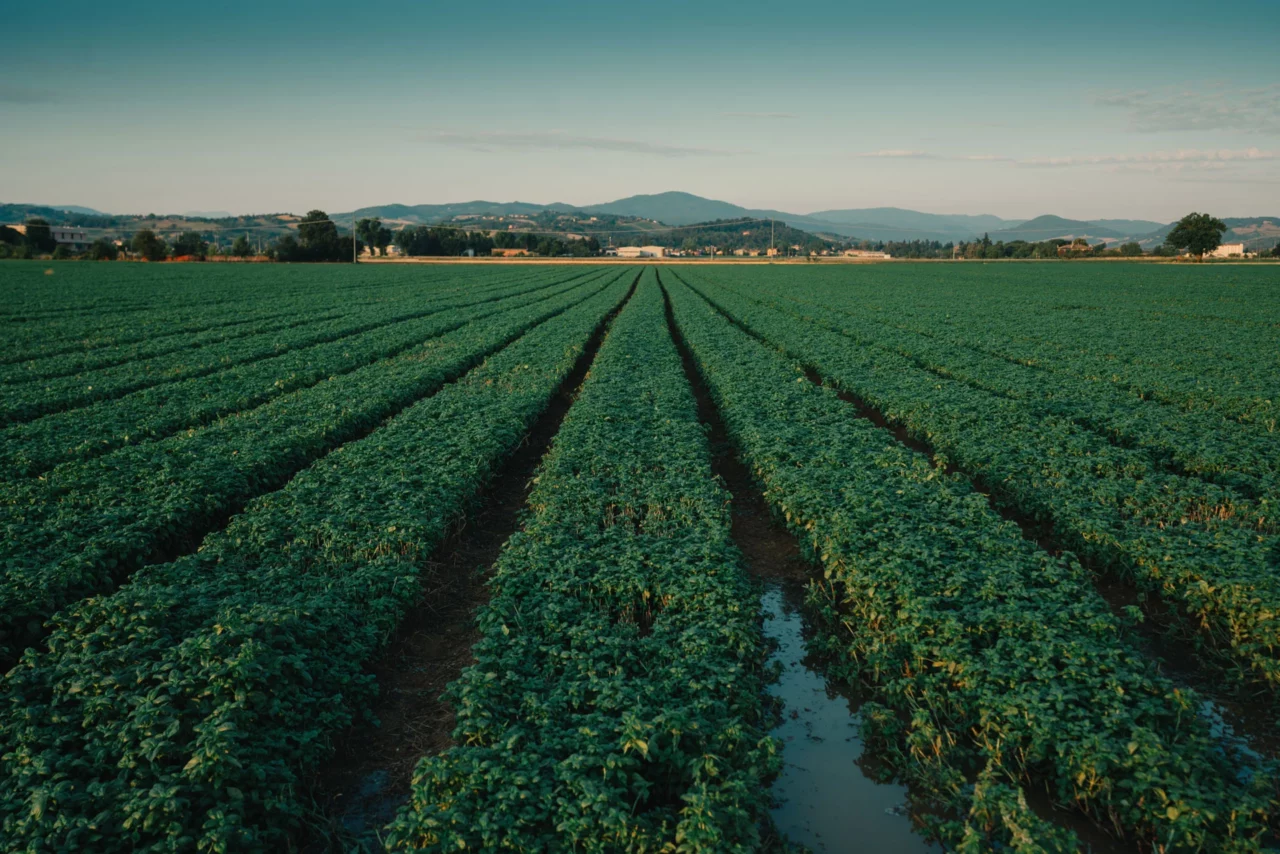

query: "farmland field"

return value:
[1, 259, 1278, 852]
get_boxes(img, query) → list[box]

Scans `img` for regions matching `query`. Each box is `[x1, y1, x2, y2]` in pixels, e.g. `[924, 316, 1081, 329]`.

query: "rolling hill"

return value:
[337, 192, 1026, 242]
[10, 194, 1277, 250]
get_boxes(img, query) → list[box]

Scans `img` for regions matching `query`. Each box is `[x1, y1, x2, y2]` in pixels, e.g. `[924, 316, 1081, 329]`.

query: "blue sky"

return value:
[3, 0, 1277, 221]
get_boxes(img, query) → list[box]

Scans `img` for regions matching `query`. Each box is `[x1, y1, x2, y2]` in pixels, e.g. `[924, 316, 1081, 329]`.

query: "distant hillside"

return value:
[335, 201, 551, 227]
[12, 194, 1274, 251]
[988, 215, 1130, 243]
[335, 193, 989, 241]
[339, 194, 1186, 244]
[579, 193, 994, 240]
[808, 207, 1017, 235]
[423, 209, 849, 253]
[581, 191, 748, 225]
[1143, 217, 1280, 251]
[1091, 219, 1164, 235]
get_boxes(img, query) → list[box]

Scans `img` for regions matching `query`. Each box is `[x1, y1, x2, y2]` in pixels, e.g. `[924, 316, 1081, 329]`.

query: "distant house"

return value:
[842, 249, 891, 259]
[616, 245, 667, 258]
[492, 248, 531, 257]
[4, 223, 91, 250]
[1057, 243, 1093, 256]
[1208, 242, 1246, 258]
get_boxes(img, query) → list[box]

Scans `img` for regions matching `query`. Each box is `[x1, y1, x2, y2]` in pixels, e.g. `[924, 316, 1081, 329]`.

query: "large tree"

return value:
[373, 223, 393, 256]
[131, 229, 167, 262]
[355, 218, 380, 255]
[87, 238, 118, 260]
[296, 210, 348, 261]
[230, 235, 252, 258]
[171, 231, 208, 259]
[1164, 212, 1227, 258]
[24, 218, 56, 254]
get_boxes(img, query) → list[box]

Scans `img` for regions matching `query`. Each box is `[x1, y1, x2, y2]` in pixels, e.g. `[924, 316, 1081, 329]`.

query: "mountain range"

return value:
[8, 193, 1277, 248]
[335, 192, 1179, 244]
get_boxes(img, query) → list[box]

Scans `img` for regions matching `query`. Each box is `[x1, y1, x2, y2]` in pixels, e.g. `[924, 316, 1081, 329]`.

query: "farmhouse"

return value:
[615, 246, 667, 258]
[4, 223, 91, 250]
[1208, 243, 1246, 258]
[842, 248, 892, 259]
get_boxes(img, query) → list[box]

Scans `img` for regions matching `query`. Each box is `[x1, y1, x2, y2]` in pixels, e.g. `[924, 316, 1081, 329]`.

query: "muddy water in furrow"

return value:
[661, 278, 937, 852]
[762, 580, 941, 853]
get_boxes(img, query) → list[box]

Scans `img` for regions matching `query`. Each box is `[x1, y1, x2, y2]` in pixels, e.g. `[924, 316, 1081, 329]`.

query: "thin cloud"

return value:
[1017, 148, 1280, 170]
[720, 111, 797, 119]
[422, 130, 747, 158]
[854, 147, 1279, 172]
[1095, 85, 1280, 134]
[854, 149, 936, 159]
[0, 85, 57, 105]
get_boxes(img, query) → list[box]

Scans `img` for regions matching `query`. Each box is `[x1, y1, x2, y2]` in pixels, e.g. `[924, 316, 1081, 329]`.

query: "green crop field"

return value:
[1, 259, 1278, 852]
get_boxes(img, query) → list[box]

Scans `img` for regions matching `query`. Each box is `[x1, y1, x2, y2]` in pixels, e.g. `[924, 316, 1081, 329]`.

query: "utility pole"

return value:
[352, 218, 358, 264]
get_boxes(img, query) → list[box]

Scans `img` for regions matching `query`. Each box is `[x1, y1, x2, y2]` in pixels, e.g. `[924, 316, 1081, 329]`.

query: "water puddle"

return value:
[334, 768, 402, 842]
[762, 581, 941, 853]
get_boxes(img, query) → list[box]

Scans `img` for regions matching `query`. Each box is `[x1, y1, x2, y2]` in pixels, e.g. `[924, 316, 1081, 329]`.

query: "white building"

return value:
[5, 223, 91, 250]
[1208, 242, 1246, 258]
[615, 245, 667, 258]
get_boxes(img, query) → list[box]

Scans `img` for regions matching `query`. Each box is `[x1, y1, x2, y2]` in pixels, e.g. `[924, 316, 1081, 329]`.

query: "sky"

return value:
[2, 0, 1278, 222]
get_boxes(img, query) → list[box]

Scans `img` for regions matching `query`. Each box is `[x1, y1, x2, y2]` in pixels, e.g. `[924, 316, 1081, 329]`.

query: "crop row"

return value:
[0, 263, 394, 358]
[0, 266, 553, 381]
[0, 269, 601, 426]
[0, 271, 626, 664]
[664, 274, 1275, 852]
[679, 269, 1280, 690]
[0, 263, 534, 369]
[0, 308, 342, 385]
[386, 274, 777, 851]
[777, 268, 1279, 431]
[0, 269, 611, 479]
[0, 272, 636, 852]
[763, 285, 1280, 503]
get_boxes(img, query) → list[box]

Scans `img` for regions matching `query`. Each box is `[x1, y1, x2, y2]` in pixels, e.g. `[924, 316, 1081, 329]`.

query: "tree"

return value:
[131, 229, 167, 262]
[298, 210, 338, 246]
[87, 238, 118, 260]
[272, 234, 303, 262]
[230, 235, 252, 258]
[24, 218, 56, 254]
[1164, 212, 1226, 259]
[296, 210, 348, 262]
[373, 223, 393, 256]
[0, 225, 23, 246]
[1273, 243, 1280, 259]
[355, 218, 379, 255]
[171, 231, 208, 259]
[1119, 242, 1143, 257]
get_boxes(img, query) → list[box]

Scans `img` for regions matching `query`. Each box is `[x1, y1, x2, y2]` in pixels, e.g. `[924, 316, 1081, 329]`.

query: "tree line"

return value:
[2, 210, 1271, 262]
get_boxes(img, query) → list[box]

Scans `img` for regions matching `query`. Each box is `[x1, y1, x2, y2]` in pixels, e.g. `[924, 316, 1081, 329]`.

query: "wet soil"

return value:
[303, 274, 639, 849]
[661, 276, 937, 852]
